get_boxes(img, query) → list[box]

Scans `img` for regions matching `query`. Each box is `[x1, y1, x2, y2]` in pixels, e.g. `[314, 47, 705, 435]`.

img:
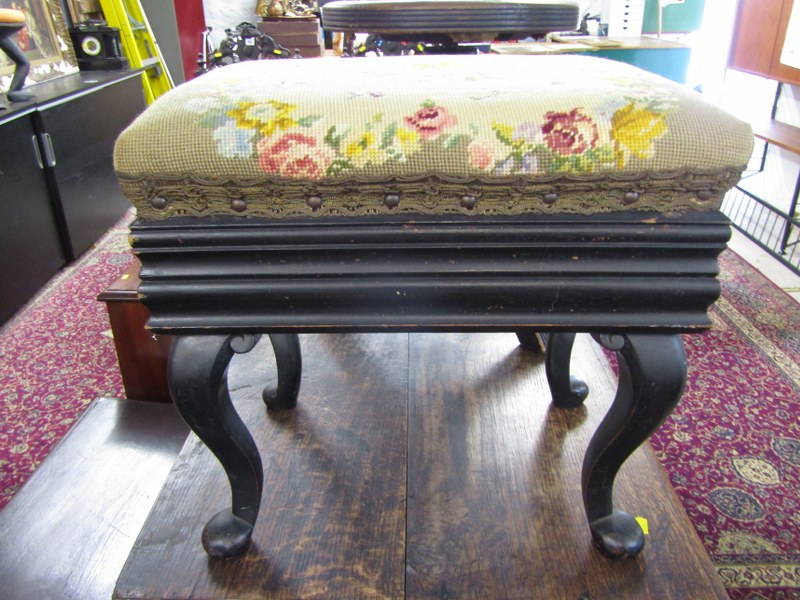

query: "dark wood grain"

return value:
[0, 398, 188, 600]
[406, 332, 728, 599]
[114, 334, 409, 600]
[115, 332, 726, 599]
[320, 0, 580, 36]
[132, 213, 731, 334]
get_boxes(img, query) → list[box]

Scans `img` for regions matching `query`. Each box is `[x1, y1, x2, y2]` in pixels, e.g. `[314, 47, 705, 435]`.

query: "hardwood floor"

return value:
[114, 332, 727, 599]
[0, 398, 188, 600]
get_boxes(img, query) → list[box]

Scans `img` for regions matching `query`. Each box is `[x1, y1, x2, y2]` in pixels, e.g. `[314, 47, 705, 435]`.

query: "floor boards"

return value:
[0, 398, 188, 600]
[115, 332, 728, 599]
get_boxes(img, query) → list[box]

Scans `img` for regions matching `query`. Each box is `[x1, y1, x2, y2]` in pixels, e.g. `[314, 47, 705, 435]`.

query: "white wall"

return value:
[204, 0, 262, 48]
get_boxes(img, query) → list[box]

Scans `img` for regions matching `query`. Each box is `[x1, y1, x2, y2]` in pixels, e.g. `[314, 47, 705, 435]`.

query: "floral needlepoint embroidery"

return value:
[190, 94, 671, 181]
[611, 101, 668, 168]
[403, 101, 458, 141]
[467, 141, 495, 170]
[229, 100, 299, 136]
[258, 132, 334, 179]
[541, 108, 599, 156]
[213, 121, 256, 159]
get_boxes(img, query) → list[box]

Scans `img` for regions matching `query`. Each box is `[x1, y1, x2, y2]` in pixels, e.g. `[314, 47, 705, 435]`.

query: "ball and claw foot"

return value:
[589, 510, 646, 559]
[201, 509, 255, 559]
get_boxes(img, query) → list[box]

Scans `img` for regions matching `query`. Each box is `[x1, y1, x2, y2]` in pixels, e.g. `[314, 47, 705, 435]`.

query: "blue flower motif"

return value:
[213, 119, 257, 159]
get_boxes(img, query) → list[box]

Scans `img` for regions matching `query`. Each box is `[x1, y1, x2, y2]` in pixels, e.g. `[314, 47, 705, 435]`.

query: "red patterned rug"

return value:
[0, 217, 797, 598]
[0, 211, 135, 509]
[649, 250, 800, 600]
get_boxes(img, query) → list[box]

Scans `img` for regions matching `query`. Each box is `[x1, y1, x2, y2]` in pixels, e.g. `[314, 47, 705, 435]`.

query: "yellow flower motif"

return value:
[610, 101, 667, 168]
[492, 122, 514, 143]
[344, 131, 376, 158]
[227, 100, 298, 137]
[396, 127, 419, 154]
[344, 131, 384, 167]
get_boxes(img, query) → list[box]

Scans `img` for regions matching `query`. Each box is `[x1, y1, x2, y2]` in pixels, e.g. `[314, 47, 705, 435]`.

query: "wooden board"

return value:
[0, 398, 188, 600]
[114, 334, 410, 599]
[405, 333, 727, 598]
[752, 118, 800, 155]
[114, 333, 728, 599]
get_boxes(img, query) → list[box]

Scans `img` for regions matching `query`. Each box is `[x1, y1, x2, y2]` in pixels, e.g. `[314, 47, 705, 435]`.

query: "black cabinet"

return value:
[0, 112, 66, 324]
[0, 71, 145, 325]
[35, 75, 143, 259]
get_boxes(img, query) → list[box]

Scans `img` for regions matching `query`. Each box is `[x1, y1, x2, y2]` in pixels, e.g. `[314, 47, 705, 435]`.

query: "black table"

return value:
[321, 0, 580, 52]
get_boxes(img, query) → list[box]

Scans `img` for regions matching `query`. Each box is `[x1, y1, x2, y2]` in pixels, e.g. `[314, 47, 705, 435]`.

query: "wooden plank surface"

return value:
[405, 333, 728, 599]
[0, 398, 188, 600]
[752, 118, 800, 155]
[114, 333, 727, 599]
[114, 334, 409, 600]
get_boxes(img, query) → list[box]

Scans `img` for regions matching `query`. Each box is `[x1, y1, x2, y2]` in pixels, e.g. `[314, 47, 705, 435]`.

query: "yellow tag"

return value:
[121, 273, 130, 280]
[635, 516, 649, 535]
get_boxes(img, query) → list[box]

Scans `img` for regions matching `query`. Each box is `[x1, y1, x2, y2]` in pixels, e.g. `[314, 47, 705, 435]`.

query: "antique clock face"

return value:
[81, 35, 103, 57]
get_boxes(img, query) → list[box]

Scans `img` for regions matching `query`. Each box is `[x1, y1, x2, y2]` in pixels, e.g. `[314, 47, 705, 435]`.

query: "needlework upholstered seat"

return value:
[113, 54, 753, 562]
[116, 55, 750, 221]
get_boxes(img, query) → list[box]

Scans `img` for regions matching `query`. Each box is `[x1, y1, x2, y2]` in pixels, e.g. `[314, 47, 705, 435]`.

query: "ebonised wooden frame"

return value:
[132, 210, 729, 560]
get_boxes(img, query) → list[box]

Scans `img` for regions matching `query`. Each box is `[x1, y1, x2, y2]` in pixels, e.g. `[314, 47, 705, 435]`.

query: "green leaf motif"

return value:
[297, 115, 322, 127]
[443, 133, 470, 150]
[381, 122, 397, 149]
[593, 145, 616, 163]
[324, 125, 344, 150]
[327, 157, 354, 177]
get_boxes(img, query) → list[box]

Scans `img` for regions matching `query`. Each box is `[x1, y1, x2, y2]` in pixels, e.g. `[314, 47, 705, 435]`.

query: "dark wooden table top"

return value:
[321, 0, 580, 37]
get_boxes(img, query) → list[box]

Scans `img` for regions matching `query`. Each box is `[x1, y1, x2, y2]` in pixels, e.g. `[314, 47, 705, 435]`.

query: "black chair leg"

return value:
[582, 333, 686, 558]
[168, 334, 264, 559]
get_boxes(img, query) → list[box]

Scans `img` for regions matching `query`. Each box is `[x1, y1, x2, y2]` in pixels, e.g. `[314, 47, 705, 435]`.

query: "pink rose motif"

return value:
[541, 108, 598, 156]
[403, 105, 458, 140]
[258, 132, 333, 179]
[468, 142, 494, 170]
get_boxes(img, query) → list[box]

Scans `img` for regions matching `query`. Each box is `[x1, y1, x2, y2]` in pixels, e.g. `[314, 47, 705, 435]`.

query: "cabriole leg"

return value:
[263, 333, 302, 411]
[516, 330, 546, 353]
[545, 332, 589, 408]
[168, 334, 263, 559]
[583, 333, 686, 558]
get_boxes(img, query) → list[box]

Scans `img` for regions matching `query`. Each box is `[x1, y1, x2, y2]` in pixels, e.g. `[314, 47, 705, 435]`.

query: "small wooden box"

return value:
[258, 17, 324, 57]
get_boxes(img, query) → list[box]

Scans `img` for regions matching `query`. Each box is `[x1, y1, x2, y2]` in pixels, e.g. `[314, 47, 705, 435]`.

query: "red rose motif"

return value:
[541, 108, 598, 156]
[403, 105, 458, 140]
[258, 132, 333, 179]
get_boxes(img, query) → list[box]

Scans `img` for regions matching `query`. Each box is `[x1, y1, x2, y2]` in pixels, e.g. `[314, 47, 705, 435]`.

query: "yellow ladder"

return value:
[98, 0, 173, 104]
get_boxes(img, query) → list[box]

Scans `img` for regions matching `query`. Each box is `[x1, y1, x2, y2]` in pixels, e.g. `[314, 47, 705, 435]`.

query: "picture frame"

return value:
[0, 0, 78, 88]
